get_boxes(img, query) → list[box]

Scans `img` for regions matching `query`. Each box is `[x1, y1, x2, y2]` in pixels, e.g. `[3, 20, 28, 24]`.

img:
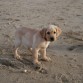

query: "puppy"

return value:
[14, 25, 62, 65]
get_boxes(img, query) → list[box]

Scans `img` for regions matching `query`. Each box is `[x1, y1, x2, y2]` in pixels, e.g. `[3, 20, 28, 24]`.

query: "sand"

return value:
[0, 0, 83, 83]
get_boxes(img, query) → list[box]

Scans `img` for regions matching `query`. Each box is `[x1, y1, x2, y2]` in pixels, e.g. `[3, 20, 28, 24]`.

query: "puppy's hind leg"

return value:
[28, 48, 32, 54]
[14, 48, 22, 59]
[14, 37, 22, 60]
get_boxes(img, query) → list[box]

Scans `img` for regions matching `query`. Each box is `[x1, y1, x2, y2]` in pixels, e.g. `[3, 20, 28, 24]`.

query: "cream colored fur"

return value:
[14, 25, 61, 65]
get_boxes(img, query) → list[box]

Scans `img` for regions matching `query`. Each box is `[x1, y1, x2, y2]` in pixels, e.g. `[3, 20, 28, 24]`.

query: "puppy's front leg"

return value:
[41, 48, 51, 61]
[32, 48, 41, 65]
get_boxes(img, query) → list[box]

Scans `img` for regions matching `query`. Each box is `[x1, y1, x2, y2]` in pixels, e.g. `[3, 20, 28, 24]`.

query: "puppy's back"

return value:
[14, 27, 40, 48]
[16, 27, 39, 36]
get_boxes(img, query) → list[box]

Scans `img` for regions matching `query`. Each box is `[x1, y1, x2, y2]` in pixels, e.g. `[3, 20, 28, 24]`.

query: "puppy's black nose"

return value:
[50, 37, 54, 41]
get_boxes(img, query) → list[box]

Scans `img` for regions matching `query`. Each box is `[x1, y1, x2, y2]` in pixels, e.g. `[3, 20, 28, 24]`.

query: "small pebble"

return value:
[23, 69, 27, 73]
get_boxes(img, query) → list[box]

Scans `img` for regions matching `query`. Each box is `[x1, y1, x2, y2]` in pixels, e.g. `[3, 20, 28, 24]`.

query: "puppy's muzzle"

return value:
[50, 37, 54, 42]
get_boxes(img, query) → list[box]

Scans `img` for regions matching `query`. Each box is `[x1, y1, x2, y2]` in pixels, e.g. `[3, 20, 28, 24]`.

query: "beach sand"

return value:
[0, 0, 83, 83]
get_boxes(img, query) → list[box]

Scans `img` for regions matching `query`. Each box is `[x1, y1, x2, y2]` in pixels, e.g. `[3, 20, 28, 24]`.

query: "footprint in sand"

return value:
[68, 45, 83, 52]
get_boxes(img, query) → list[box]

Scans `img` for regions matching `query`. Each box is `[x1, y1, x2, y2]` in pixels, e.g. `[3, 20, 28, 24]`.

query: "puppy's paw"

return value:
[33, 60, 41, 70]
[14, 55, 22, 60]
[33, 60, 41, 65]
[42, 57, 51, 61]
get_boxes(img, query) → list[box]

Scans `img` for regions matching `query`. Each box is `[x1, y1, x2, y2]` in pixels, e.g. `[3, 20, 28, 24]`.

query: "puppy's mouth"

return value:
[50, 37, 54, 42]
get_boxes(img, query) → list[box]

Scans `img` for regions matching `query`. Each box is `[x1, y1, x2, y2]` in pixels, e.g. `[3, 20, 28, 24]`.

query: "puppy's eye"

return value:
[54, 32, 56, 34]
[47, 32, 50, 35]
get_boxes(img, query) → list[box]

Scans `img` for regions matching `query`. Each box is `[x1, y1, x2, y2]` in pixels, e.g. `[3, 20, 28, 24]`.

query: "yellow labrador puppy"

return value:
[14, 25, 61, 65]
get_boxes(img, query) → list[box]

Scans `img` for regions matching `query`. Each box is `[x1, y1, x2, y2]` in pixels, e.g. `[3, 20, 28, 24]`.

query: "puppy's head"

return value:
[40, 25, 62, 42]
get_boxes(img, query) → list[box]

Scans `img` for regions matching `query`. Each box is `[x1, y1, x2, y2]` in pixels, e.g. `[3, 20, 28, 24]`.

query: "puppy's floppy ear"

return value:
[56, 27, 62, 37]
[40, 28, 47, 38]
